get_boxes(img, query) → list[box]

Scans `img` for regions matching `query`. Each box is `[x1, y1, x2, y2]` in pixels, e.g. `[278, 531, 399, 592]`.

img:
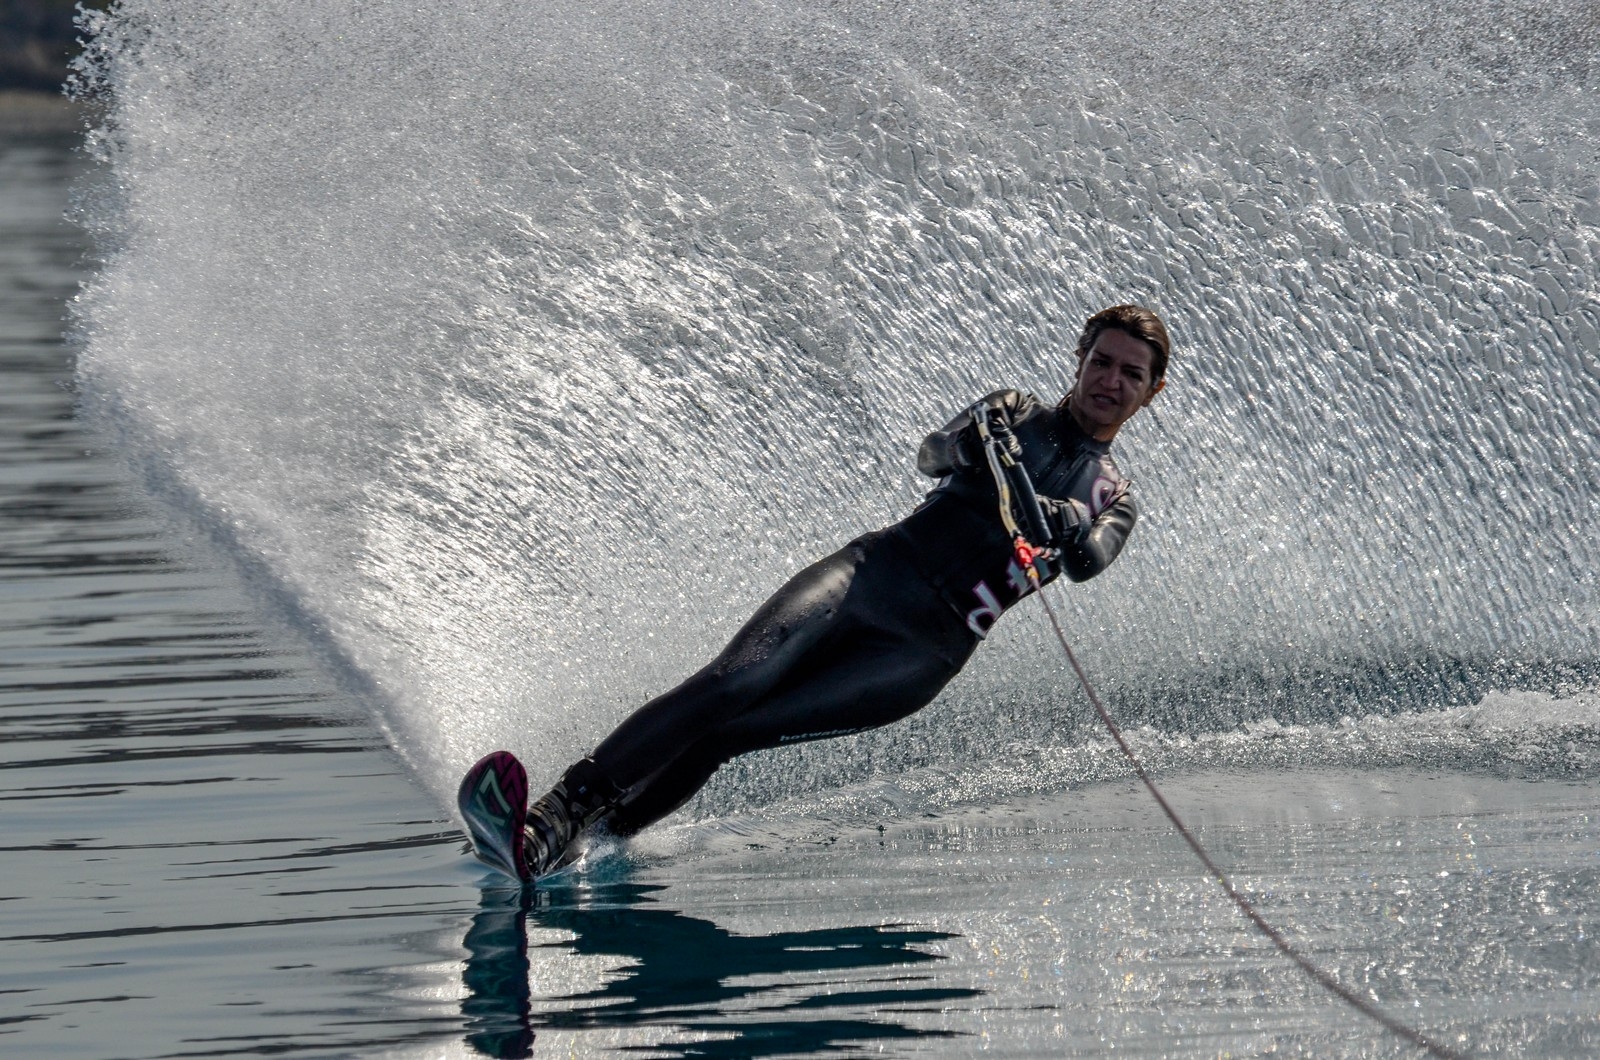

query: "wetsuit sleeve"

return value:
[1055, 491, 1137, 583]
[916, 390, 1024, 478]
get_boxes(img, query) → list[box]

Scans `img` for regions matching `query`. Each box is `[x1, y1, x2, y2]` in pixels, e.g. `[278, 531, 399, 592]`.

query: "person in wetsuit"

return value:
[516, 304, 1171, 878]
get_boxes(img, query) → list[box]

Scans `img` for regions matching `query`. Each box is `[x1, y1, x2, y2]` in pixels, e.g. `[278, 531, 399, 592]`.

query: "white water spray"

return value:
[72, 0, 1600, 810]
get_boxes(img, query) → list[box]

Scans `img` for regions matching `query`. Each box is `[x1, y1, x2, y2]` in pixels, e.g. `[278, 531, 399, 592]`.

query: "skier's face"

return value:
[1066, 328, 1165, 441]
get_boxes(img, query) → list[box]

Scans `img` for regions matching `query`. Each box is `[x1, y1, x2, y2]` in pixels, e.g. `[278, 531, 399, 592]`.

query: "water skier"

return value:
[466, 303, 1170, 880]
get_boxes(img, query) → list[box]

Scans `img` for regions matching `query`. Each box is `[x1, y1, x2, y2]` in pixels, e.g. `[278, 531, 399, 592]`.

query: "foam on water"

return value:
[712, 689, 1600, 826]
[70, 0, 1600, 811]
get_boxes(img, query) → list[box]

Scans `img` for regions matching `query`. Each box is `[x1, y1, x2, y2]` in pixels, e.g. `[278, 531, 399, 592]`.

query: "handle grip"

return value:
[984, 408, 1052, 548]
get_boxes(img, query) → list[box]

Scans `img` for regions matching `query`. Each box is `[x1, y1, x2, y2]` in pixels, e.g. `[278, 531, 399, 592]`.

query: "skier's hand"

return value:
[1040, 496, 1092, 546]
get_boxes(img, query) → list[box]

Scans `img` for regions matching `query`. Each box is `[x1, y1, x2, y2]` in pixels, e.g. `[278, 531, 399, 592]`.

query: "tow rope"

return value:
[974, 402, 1466, 1060]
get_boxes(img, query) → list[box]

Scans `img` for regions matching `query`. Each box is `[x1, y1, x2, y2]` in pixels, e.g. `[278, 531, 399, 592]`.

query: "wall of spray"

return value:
[71, 0, 1600, 810]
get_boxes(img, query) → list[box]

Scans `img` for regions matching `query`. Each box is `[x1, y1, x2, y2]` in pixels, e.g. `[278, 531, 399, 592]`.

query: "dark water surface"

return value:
[1, 128, 473, 1057]
[7, 124, 1600, 1059]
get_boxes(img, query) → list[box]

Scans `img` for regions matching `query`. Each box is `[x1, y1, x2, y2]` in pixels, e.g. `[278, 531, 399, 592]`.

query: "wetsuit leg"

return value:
[602, 625, 968, 833]
[590, 542, 859, 784]
[590, 533, 977, 834]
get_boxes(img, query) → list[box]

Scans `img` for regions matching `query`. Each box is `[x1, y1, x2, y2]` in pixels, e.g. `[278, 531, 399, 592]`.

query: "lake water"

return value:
[9, 2, 1600, 1055]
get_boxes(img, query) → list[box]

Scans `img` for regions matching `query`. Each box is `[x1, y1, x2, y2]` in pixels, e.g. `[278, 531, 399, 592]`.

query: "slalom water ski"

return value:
[458, 750, 532, 882]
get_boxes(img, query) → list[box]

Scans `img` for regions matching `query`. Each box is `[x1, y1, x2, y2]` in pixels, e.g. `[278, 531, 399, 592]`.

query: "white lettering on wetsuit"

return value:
[779, 726, 866, 744]
[1089, 474, 1120, 518]
[965, 581, 1003, 637]
[964, 557, 1038, 638]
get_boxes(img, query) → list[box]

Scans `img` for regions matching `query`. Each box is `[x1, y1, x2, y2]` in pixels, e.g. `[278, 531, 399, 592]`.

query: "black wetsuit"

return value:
[591, 390, 1137, 834]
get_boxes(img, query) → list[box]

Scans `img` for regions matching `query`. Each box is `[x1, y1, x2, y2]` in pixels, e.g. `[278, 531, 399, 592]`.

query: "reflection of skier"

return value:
[512, 304, 1170, 878]
[458, 883, 978, 1056]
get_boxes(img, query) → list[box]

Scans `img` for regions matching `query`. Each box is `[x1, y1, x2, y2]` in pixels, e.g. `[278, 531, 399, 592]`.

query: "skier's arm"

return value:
[1045, 490, 1137, 582]
[916, 390, 1023, 478]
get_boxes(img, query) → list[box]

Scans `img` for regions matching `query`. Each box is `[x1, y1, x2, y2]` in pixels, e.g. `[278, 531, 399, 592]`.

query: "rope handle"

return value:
[970, 401, 1052, 578]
